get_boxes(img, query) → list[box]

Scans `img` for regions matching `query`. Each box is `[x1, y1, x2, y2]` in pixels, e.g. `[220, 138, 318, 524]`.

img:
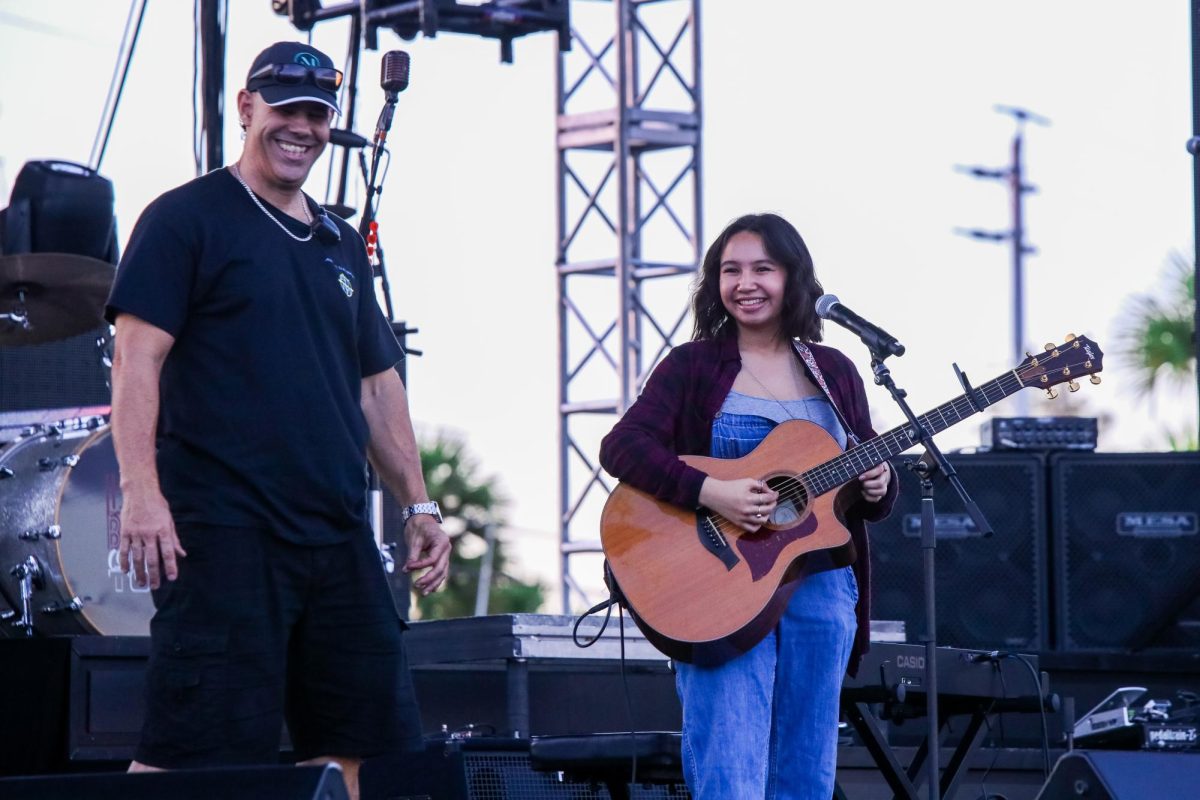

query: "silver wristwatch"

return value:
[401, 501, 443, 524]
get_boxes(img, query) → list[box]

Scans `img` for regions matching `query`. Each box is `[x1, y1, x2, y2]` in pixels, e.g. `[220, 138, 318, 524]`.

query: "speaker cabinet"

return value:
[0, 764, 347, 800]
[867, 453, 1048, 650]
[0, 327, 111, 412]
[1050, 453, 1200, 651]
[361, 738, 688, 800]
[1036, 750, 1200, 799]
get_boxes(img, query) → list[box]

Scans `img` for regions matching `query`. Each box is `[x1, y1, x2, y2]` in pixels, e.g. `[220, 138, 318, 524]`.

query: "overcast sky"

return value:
[1, 2, 1194, 609]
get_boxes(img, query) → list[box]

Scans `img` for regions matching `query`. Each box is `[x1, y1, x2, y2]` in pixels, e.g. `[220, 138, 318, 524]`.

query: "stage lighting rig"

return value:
[272, 0, 570, 63]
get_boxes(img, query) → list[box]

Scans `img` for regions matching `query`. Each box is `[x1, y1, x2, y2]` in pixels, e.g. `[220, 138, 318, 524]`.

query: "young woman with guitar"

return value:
[599, 213, 898, 799]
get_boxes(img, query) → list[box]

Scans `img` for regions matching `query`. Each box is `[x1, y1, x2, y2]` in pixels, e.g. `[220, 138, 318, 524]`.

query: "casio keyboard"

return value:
[840, 642, 1057, 800]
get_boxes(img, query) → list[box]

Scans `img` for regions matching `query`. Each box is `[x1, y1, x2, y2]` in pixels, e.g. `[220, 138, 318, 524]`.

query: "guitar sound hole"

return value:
[765, 476, 807, 527]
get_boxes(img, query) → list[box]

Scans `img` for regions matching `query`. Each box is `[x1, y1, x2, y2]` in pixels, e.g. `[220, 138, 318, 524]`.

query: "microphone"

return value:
[329, 128, 371, 149]
[381, 50, 411, 100]
[815, 294, 906, 358]
[375, 50, 411, 143]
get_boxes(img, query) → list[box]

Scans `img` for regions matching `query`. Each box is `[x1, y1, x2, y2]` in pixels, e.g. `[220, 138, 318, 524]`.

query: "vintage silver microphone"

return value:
[375, 50, 410, 144]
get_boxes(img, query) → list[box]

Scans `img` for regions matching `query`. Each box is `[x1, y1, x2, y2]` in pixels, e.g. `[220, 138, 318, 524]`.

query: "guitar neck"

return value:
[804, 369, 1025, 497]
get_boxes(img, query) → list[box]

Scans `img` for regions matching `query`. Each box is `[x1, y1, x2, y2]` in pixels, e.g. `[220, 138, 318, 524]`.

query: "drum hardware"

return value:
[0, 307, 30, 330]
[97, 328, 115, 391]
[19, 525, 62, 541]
[10, 555, 45, 636]
[0, 418, 153, 637]
[40, 597, 84, 615]
[37, 454, 79, 471]
[0, 253, 115, 346]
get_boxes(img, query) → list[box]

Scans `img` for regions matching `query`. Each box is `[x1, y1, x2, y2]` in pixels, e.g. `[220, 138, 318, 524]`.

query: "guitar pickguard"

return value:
[735, 511, 819, 581]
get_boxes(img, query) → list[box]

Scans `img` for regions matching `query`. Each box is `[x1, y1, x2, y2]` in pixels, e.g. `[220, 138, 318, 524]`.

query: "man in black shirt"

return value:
[106, 42, 449, 797]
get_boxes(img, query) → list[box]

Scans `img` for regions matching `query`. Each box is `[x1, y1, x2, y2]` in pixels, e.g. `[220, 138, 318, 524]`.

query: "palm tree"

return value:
[413, 434, 544, 619]
[1115, 250, 1196, 449]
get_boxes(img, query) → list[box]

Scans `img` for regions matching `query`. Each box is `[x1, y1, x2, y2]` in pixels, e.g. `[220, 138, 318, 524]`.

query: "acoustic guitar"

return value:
[600, 335, 1104, 661]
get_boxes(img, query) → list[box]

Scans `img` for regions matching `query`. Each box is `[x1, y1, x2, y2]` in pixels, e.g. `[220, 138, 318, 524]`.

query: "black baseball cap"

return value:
[245, 41, 341, 114]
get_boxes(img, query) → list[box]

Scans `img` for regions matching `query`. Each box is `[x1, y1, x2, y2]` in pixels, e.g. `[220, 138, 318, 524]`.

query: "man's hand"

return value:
[403, 515, 451, 595]
[859, 462, 891, 503]
[699, 477, 778, 533]
[119, 489, 186, 589]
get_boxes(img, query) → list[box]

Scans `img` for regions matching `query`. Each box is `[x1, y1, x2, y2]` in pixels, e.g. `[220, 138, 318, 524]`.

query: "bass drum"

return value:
[0, 417, 153, 636]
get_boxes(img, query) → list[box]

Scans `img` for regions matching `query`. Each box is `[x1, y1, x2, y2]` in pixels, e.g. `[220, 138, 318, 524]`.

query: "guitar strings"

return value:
[702, 368, 1033, 538]
[705, 352, 1090, 537]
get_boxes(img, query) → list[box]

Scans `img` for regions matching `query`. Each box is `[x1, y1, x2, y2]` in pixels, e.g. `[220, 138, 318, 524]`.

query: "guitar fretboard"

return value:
[802, 369, 1025, 497]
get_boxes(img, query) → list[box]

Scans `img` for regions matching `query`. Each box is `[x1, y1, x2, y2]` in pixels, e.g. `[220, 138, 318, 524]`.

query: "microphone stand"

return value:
[359, 93, 398, 319]
[867, 346, 993, 800]
[358, 92, 399, 557]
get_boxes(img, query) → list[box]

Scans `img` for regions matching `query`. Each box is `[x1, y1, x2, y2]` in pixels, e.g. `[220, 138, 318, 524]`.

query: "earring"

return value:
[240, 121, 247, 141]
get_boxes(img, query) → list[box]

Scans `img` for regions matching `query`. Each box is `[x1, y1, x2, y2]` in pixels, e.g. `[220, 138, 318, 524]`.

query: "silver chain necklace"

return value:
[739, 353, 807, 422]
[228, 163, 312, 242]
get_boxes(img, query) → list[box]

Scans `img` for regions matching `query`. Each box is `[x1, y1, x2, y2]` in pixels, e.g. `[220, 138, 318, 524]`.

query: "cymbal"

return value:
[0, 253, 115, 346]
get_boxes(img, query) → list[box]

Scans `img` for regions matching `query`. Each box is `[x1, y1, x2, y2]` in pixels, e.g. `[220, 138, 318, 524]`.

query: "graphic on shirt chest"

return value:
[325, 257, 355, 298]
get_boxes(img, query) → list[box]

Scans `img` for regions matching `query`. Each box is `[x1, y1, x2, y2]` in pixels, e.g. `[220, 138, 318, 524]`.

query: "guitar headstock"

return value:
[1017, 334, 1104, 398]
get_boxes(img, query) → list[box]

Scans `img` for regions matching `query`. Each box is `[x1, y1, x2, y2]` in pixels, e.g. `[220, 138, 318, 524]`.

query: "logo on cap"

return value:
[295, 52, 321, 68]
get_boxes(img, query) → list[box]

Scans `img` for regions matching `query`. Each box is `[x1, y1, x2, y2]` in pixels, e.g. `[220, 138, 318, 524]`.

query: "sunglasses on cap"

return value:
[249, 63, 344, 92]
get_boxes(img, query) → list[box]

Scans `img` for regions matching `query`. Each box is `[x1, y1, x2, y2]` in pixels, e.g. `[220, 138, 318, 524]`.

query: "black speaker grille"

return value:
[462, 751, 688, 799]
[0, 327, 110, 412]
[1051, 453, 1200, 651]
[867, 454, 1048, 650]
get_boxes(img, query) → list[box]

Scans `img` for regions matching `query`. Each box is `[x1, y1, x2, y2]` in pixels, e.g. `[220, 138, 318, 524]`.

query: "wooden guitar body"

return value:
[600, 419, 855, 661]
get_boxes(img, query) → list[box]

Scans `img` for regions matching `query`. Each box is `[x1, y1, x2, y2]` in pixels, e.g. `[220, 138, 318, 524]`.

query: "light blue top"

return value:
[712, 389, 847, 458]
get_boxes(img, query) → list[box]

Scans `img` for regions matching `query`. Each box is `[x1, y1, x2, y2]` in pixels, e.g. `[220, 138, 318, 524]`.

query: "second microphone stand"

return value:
[868, 346, 993, 800]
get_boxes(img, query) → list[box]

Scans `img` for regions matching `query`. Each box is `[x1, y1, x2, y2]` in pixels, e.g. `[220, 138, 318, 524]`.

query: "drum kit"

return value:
[0, 252, 153, 637]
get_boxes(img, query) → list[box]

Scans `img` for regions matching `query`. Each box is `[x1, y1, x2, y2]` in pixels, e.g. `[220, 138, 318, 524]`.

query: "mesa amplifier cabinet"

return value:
[1050, 452, 1200, 651]
[867, 453, 1049, 650]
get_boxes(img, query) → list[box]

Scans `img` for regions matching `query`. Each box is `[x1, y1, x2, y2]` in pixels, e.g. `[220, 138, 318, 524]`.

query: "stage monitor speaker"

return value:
[361, 738, 687, 799]
[867, 453, 1048, 650]
[1050, 452, 1200, 651]
[0, 764, 347, 800]
[1035, 750, 1200, 799]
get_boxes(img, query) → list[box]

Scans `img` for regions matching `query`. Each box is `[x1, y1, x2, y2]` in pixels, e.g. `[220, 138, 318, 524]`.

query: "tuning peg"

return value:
[1025, 351, 1040, 366]
[1064, 333, 1077, 342]
[1067, 380, 1080, 392]
[1045, 388, 1059, 400]
[1090, 374, 1102, 385]
[1063, 366, 1071, 376]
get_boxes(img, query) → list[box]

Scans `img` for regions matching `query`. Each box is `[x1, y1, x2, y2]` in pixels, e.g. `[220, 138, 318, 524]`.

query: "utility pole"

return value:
[955, 105, 1049, 415]
[1190, 0, 1200, 434]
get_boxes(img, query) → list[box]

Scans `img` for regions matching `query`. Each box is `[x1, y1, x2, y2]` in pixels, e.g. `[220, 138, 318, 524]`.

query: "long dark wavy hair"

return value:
[691, 213, 824, 342]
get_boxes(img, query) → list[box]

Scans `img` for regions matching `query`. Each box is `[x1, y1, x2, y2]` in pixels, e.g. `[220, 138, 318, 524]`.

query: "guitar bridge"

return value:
[696, 512, 740, 571]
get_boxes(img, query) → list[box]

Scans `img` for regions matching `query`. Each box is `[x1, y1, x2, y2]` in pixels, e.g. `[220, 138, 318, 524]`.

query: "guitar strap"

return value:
[792, 341, 862, 447]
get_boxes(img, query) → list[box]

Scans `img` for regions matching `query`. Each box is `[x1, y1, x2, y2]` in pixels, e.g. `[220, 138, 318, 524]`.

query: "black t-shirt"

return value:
[106, 168, 403, 544]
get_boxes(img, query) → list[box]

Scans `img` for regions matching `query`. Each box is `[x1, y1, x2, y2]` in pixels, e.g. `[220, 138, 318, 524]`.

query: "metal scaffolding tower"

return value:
[555, 0, 702, 611]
